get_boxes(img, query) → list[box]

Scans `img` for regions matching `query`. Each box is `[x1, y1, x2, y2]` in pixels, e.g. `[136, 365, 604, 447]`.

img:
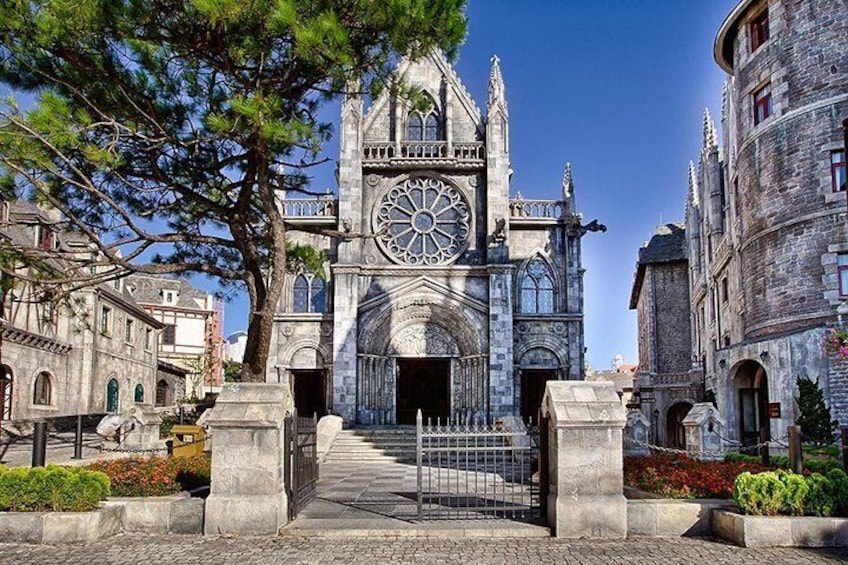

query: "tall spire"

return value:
[562, 162, 573, 200]
[688, 161, 699, 207]
[487, 54, 507, 114]
[702, 108, 718, 152]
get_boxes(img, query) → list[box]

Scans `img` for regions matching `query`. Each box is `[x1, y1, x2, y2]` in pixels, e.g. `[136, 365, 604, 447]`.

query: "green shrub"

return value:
[806, 459, 842, 475]
[827, 468, 848, 516]
[733, 471, 786, 516]
[776, 470, 808, 516]
[804, 473, 835, 517]
[0, 465, 109, 512]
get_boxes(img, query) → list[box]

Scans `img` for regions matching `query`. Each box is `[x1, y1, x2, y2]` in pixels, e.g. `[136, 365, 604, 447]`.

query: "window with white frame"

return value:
[293, 274, 326, 313]
[839, 254, 848, 298]
[832, 150, 846, 193]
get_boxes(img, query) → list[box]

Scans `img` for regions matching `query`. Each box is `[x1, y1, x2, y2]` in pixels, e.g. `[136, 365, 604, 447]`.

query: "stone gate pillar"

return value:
[542, 380, 627, 539]
[204, 383, 293, 535]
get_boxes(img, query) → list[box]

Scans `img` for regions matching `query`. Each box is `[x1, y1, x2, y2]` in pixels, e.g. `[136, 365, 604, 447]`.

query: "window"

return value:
[113, 279, 121, 292]
[162, 324, 176, 345]
[33, 371, 51, 405]
[832, 150, 846, 193]
[406, 113, 423, 141]
[839, 254, 848, 298]
[753, 84, 772, 125]
[520, 258, 555, 314]
[0, 200, 9, 223]
[145, 328, 153, 351]
[125, 319, 134, 344]
[134, 384, 144, 404]
[750, 10, 769, 52]
[155, 379, 169, 407]
[106, 378, 119, 412]
[721, 278, 729, 304]
[293, 274, 326, 313]
[100, 306, 112, 335]
[163, 290, 177, 305]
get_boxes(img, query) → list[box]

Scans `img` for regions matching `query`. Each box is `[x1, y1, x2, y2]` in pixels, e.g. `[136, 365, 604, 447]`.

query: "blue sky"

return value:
[219, 0, 738, 370]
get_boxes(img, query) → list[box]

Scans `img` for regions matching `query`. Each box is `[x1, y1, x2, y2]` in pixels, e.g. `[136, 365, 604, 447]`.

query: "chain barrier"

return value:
[624, 432, 789, 458]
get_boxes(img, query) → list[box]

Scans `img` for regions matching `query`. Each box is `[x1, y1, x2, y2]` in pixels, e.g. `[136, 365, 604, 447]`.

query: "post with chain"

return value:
[788, 425, 803, 474]
[759, 423, 770, 467]
[31, 420, 47, 467]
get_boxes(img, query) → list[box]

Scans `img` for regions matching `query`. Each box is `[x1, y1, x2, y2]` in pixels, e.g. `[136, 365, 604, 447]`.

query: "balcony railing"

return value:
[362, 141, 485, 164]
[509, 199, 566, 220]
[280, 197, 338, 219]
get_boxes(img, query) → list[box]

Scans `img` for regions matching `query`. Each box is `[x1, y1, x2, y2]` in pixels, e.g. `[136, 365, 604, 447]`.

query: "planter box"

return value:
[627, 498, 734, 537]
[713, 509, 848, 548]
[0, 505, 121, 544]
[104, 492, 204, 534]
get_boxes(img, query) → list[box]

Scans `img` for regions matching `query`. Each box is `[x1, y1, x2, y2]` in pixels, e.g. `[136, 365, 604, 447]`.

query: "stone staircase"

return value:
[322, 427, 417, 464]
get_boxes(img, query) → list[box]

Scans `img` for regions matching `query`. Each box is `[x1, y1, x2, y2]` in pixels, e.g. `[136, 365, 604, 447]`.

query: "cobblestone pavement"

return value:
[2, 534, 848, 564]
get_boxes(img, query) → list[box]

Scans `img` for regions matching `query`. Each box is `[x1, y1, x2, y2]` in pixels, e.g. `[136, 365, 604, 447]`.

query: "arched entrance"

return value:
[0, 365, 12, 423]
[666, 402, 692, 449]
[516, 347, 562, 420]
[155, 379, 169, 407]
[288, 345, 329, 419]
[734, 360, 769, 451]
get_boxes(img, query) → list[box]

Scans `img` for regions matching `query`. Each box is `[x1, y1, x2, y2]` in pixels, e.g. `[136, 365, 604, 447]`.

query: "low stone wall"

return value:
[627, 499, 734, 537]
[0, 493, 204, 544]
[713, 509, 848, 548]
[0, 505, 121, 544]
[105, 493, 204, 534]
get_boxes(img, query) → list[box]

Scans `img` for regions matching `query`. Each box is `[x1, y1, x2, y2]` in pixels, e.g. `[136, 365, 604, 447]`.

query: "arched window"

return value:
[405, 95, 442, 142]
[0, 365, 11, 420]
[293, 274, 326, 313]
[406, 114, 423, 141]
[155, 379, 169, 407]
[134, 384, 144, 404]
[33, 371, 51, 406]
[520, 258, 555, 314]
[106, 378, 119, 412]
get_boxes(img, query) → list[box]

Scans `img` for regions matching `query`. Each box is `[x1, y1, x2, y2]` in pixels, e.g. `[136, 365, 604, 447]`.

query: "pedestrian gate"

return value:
[416, 410, 546, 521]
[284, 410, 318, 519]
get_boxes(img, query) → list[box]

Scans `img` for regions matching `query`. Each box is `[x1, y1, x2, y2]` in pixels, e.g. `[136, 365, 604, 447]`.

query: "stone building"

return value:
[686, 0, 848, 446]
[269, 52, 593, 424]
[0, 202, 163, 426]
[127, 274, 225, 400]
[629, 224, 702, 448]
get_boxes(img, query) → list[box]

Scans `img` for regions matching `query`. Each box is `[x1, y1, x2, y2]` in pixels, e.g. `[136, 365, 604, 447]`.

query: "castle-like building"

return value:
[269, 52, 592, 425]
[633, 0, 848, 448]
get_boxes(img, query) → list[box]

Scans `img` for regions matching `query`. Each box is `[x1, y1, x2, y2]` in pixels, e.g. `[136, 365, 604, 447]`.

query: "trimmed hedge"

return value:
[84, 455, 210, 497]
[733, 468, 848, 517]
[725, 453, 843, 475]
[0, 465, 110, 512]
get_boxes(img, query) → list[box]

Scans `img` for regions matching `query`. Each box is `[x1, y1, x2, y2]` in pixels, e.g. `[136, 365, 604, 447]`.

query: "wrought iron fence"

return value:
[416, 410, 542, 521]
[284, 410, 319, 519]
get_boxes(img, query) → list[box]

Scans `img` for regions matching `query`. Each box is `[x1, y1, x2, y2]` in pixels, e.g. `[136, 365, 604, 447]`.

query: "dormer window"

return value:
[36, 225, 55, 250]
[0, 200, 9, 223]
[163, 290, 177, 305]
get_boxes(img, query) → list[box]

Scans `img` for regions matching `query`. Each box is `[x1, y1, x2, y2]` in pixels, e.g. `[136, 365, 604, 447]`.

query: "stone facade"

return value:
[128, 274, 225, 400]
[687, 0, 848, 443]
[0, 202, 163, 426]
[269, 52, 592, 425]
[629, 224, 703, 447]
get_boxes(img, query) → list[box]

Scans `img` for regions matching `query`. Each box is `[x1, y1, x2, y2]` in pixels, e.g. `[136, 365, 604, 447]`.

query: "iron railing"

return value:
[284, 410, 319, 519]
[416, 410, 541, 521]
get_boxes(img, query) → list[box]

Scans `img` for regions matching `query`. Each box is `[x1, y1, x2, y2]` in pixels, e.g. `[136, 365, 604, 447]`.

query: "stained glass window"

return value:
[520, 259, 556, 314]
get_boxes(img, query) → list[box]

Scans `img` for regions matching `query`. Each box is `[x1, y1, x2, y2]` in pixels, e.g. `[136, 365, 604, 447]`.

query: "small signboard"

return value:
[768, 403, 781, 419]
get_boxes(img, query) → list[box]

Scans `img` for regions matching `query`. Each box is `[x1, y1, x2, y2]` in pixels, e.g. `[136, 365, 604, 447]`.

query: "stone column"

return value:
[542, 380, 626, 539]
[204, 383, 293, 535]
[488, 265, 514, 418]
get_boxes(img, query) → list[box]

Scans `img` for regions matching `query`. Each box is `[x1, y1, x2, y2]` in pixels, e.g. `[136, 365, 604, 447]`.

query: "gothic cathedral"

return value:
[270, 52, 590, 425]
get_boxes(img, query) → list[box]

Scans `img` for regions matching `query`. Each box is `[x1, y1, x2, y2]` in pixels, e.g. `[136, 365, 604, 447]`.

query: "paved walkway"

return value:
[283, 455, 546, 536]
[2, 534, 847, 564]
[0, 432, 160, 467]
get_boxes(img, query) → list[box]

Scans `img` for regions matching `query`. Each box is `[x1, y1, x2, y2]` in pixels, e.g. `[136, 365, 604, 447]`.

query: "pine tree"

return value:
[795, 377, 839, 446]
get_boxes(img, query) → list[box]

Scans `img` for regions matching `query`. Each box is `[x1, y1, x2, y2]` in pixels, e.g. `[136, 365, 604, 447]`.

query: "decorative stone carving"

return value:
[388, 324, 460, 357]
[374, 177, 470, 265]
[682, 403, 726, 461]
[624, 408, 651, 457]
[366, 174, 380, 187]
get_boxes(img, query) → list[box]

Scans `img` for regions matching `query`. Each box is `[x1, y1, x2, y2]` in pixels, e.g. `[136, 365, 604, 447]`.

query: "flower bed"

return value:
[624, 454, 769, 499]
[84, 455, 210, 497]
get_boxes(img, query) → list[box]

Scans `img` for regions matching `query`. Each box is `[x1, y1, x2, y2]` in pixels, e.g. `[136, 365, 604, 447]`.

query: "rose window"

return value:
[375, 177, 470, 265]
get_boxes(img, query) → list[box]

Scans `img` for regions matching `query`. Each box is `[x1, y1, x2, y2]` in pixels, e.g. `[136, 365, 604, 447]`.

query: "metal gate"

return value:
[284, 410, 318, 519]
[416, 410, 545, 521]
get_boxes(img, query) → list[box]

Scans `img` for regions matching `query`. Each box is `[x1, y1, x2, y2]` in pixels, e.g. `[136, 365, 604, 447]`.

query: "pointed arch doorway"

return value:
[734, 360, 769, 451]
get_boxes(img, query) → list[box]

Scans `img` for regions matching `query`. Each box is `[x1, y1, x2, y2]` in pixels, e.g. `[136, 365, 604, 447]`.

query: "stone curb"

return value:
[713, 509, 848, 548]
